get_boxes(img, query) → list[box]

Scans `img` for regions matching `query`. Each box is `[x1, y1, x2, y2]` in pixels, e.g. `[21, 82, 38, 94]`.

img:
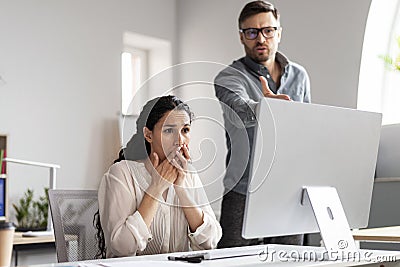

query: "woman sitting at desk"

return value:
[96, 95, 222, 258]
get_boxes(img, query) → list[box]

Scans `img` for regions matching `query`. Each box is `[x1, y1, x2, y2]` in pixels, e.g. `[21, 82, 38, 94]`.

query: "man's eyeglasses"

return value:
[239, 27, 278, 40]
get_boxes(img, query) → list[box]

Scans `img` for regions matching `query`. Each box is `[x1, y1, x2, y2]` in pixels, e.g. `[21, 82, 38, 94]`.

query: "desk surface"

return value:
[353, 226, 400, 242]
[23, 245, 400, 267]
[13, 231, 55, 245]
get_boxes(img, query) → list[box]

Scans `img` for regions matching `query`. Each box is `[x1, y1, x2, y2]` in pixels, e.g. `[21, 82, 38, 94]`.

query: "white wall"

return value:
[0, 1, 177, 263]
[176, 0, 372, 214]
[0, 0, 177, 198]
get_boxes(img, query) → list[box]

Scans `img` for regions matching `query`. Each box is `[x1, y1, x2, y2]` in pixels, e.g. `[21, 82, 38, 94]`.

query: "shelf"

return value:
[375, 177, 400, 183]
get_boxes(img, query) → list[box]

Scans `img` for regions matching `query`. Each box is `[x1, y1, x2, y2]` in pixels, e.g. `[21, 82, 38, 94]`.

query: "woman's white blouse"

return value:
[98, 160, 222, 258]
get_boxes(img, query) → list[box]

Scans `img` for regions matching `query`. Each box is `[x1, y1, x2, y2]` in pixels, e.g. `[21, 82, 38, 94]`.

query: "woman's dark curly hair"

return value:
[94, 95, 193, 258]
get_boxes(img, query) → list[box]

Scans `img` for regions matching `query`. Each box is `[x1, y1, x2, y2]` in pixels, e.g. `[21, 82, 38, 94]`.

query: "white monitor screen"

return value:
[242, 98, 382, 238]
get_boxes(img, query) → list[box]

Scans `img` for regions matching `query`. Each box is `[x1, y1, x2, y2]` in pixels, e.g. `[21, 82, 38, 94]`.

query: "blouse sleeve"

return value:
[98, 162, 152, 257]
[186, 170, 222, 250]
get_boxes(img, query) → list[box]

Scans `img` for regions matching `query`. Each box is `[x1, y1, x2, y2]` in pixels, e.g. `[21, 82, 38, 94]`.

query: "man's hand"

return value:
[260, 76, 291, 101]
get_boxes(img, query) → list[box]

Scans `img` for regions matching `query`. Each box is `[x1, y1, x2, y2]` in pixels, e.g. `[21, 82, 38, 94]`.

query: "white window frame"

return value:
[358, 0, 400, 125]
[121, 47, 148, 116]
[121, 32, 172, 116]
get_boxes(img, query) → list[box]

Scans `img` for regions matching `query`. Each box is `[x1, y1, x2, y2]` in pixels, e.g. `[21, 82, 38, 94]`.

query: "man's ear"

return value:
[240, 33, 245, 45]
[143, 127, 152, 143]
[277, 27, 282, 44]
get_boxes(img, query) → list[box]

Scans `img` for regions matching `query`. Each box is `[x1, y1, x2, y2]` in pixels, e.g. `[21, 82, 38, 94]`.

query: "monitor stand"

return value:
[302, 186, 359, 260]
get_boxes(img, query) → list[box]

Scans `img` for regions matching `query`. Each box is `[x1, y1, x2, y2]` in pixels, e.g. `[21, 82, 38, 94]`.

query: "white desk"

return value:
[353, 226, 400, 243]
[13, 232, 55, 266]
[25, 245, 400, 267]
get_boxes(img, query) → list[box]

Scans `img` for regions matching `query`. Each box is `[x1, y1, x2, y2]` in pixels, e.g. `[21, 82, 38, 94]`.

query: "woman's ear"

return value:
[143, 127, 153, 143]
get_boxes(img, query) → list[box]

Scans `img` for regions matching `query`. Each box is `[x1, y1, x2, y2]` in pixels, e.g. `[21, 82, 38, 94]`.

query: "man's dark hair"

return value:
[238, 1, 280, 28]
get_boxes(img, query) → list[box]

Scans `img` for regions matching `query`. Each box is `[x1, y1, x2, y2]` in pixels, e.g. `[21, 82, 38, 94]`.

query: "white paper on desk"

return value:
[79, 261, 189, 267]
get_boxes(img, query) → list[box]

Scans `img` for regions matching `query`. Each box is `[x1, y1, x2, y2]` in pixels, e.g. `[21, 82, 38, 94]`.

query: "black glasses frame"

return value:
[239, 27, 278, 40]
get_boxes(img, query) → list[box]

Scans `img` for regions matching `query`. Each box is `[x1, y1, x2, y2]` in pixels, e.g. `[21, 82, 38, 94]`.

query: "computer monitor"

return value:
[0, 176, 5, 220]
[243, 98, 382, 257]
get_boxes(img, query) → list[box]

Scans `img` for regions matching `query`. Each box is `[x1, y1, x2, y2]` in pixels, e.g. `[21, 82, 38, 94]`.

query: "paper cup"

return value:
[0, 222, 15, 267]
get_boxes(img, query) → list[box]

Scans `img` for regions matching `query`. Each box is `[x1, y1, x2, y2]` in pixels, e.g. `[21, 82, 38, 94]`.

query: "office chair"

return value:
[48, 189, 99, 262]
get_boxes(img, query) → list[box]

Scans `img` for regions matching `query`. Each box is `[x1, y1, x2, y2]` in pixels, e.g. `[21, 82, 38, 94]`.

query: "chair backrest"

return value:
[49, 189, 99, 262]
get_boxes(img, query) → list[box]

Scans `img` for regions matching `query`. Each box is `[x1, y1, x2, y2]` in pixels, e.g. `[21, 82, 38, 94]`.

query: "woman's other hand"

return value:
[172, 144, 190, 186]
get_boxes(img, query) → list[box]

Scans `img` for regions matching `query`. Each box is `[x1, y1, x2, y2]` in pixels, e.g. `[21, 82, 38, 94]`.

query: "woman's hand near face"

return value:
[172, 144, 204, 233]
[138, 151, 179, 229]
[172, 144, 190, 187]
[147, 152, 178, 197]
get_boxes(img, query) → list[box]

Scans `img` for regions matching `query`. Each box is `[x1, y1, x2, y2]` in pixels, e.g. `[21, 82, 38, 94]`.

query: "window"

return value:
[119, 32, 172, 145]
[121, 48, 148, 115]
[358, 0, 400, 125]
[121, 31, 172, 116]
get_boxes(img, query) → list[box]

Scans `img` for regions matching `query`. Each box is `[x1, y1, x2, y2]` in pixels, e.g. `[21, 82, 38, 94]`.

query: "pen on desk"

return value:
[168, 255, 204, 263]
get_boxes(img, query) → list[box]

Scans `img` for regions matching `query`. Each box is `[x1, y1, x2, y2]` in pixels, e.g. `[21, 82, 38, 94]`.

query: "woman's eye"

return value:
[183, 127, 190, 133]
[164, 128, 173, 133]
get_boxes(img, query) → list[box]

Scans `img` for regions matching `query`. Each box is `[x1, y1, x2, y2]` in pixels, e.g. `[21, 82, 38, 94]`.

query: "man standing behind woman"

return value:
[215, 1, 311, 248]
[97, 96, 221, 258]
